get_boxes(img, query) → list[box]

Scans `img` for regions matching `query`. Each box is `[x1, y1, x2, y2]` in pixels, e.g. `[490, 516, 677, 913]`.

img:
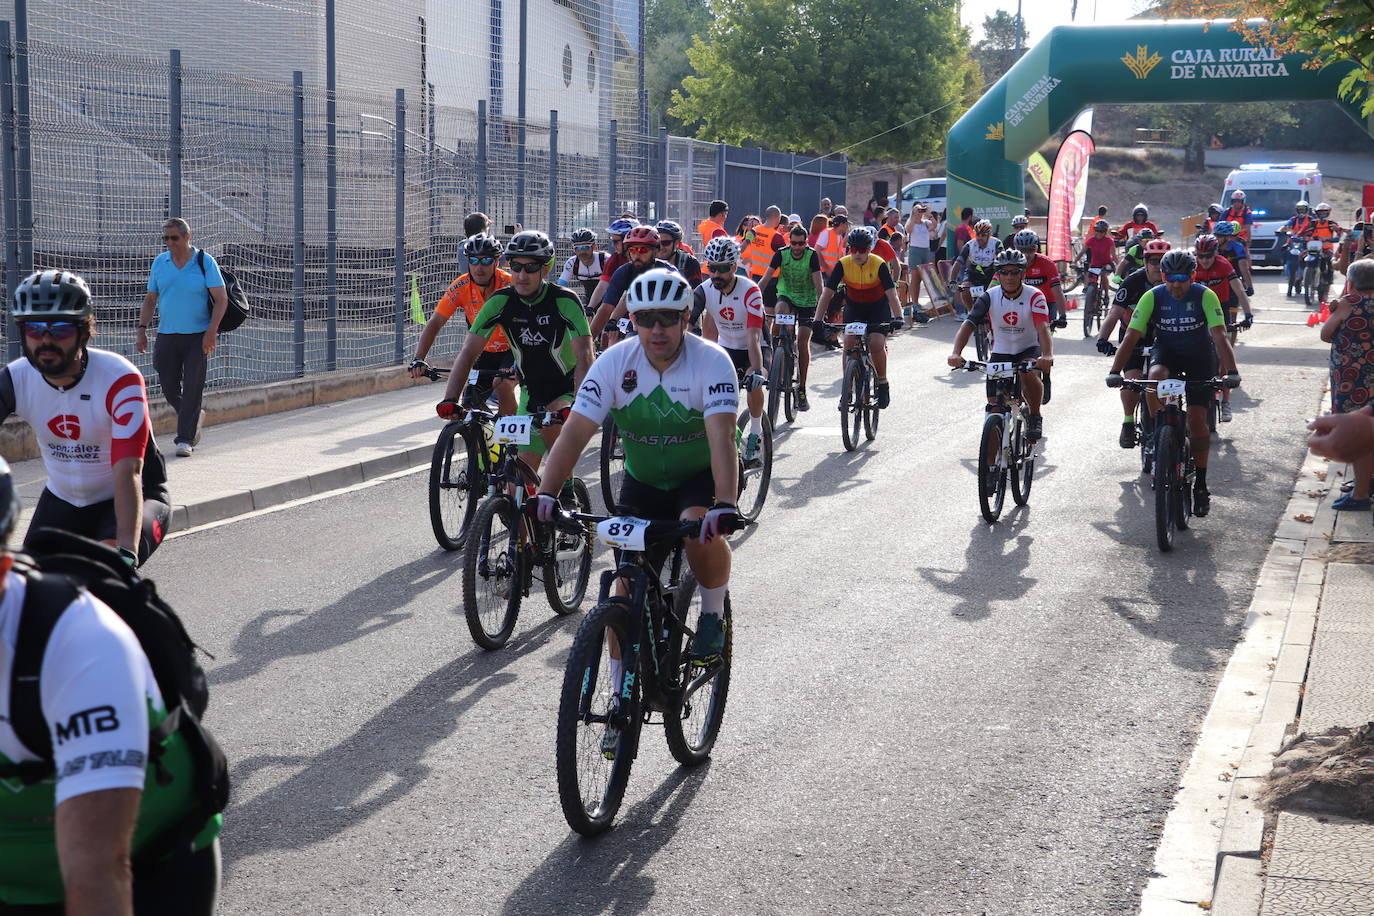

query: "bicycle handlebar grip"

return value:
[1105, 373, 1123, 389]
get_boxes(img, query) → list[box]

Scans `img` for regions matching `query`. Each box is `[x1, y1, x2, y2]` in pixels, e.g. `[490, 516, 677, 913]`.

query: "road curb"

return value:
[168, 443, 432, 533]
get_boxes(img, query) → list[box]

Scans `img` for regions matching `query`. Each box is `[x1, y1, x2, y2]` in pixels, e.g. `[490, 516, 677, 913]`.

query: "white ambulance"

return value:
[1219, 163, 1322, 267]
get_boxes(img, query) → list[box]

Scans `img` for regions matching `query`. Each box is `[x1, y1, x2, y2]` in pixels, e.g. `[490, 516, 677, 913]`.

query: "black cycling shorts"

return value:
[723, 346, 752, 376]
[1150, 345, 1218, 408]
[615, 468, 716, 575]
[987, 347, 1041, 398]
[841, 298, 892, 335]
[776, 296, 816, 321]
[25, 488, 172, 566]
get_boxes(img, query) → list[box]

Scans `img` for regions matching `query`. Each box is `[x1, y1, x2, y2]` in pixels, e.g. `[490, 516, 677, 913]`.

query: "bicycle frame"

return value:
[963, 359, 1037, 469]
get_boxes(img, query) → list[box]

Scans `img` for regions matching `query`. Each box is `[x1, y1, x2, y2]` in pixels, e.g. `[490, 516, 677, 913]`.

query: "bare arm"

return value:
[705, 412, 739, 505]
[536, 411, 600, 497]
[1320, 300, 1354, 343]
[411, 312, 451, 367]
[702, 310, 719, 342]
[812, 270, 823, 300]
[1208, 326, 1238, 375]
[1109, 328, 1143, 374]
[136, 292, 157, 355]
[885, 287, 902, 320]
[201, 287, 229, 356]
[571, 335, 594, 390]
[747, 326, 764, 374]
[56, 787, 141, 916]
[110, 456, 142, 555]
[440, 333, 490, 402]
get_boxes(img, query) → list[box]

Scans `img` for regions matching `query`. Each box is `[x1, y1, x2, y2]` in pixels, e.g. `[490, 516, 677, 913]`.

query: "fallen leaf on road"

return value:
[1219, 772, 1234, 782]
[1315, 471, 1328, 481]
[1294, 514, 1314, 523]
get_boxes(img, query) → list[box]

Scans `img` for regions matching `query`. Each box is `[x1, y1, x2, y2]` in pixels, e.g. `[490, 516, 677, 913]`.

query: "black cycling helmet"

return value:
[14, 269, 93, 322]
[1159, 249, 1197, 276]
[570, 227, 596, 246]
[994, 249, 1028, 269]
[846, 227, 873, 249]
[1012, 229, 1040, 251]
[0, 456, 17, 546]
[1092, 219, 1110, 232]
[462, 233, 503, 259]
[1136, 228, 1156, 241]
[504, 230, 555, 263]
[655, 219, 684, 240]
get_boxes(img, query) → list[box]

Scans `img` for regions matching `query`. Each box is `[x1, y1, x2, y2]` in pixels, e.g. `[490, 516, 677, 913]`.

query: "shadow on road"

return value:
[321, 417, 436, 454]
[918, 512, 1037, 621]
[499, 762, 712, 916]
[773, 446, 876, 508]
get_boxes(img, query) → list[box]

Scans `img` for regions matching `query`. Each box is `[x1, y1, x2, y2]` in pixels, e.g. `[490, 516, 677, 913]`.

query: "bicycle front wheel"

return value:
[736, 412, 773, 521]
[862, 367, 879, 441]
[463, 495, 523, 648]
[428, 423, 479, 551]
[1010, 415, 1034, 506]
[544, 478, 594, 615]
[766, 344, 785, 428]
[978, 412, 1007, 523]
[663, 573, 733, 766]
[556, 599, 640, 836]
[1083, 287, 1097, 337]
[1303, 264, 1319, 308]
[841, 358, 863, 452]
[1154, 424, 1178, 551]
[599, 419, 627, 512]
[781, 340, 798, 424]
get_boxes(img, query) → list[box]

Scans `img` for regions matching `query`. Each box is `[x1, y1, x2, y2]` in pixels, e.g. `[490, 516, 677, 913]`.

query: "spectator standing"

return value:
[934, 210, 948, 260]
[819, 198, 834, 219]
[953, 207, 976, 252]
[877, 208, 902, 243]
[137, 218, 227, 458]
[456, 211, 492, 276]
[807, 214, 828, 248]
[1320, 258, 1374, 511]
[698, 200, 729, 249]
[904, 204, 933, 314]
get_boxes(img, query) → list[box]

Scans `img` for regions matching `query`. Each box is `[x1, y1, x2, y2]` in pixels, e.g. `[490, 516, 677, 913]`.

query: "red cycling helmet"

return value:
[624, 226, 661, 248]
[1194, 234, 1219, 255]
[1144, 239, 1171, 257]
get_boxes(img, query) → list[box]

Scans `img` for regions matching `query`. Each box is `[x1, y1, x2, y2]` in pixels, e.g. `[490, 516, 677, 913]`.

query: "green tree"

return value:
[645, 0, 712, 133]
[669, 0, 979, 160]
[973, 10, 1028, 85]
[1137, 101, 1297, 172]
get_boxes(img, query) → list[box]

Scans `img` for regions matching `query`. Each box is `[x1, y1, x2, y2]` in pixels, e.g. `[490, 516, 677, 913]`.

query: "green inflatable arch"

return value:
[946, 19, 1371, 230]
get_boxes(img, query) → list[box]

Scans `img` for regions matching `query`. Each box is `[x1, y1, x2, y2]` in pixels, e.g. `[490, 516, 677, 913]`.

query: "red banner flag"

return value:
[1047, 130, 1095, 263]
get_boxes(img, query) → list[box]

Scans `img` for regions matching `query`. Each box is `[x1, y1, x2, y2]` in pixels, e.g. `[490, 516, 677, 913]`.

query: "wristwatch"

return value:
[137, 324, 149, 330]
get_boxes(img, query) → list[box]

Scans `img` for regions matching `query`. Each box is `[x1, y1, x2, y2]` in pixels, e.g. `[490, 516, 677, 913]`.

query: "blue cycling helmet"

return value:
[607, 218, 638, 237]
[1213, 221, 1235, 237]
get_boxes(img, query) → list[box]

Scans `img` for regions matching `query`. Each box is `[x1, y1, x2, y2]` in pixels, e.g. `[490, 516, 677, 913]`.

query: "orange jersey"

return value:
[436, 269, 512, 352]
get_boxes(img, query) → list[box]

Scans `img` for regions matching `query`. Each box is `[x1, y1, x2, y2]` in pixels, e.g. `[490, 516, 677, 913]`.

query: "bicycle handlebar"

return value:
[1116, 376, 1235, 392]
[956, 359, 1040, 374]
[551, 510, 754, 541]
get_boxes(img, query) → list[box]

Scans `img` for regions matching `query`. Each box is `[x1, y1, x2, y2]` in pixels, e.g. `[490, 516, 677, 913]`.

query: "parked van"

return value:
[1220, 163, 1322, 266]
[889, 178, 948, 221]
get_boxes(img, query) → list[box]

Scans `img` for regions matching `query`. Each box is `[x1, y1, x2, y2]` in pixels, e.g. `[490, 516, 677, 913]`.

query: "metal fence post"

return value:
[715, 142, 725, 205]
[325, 0, 338, 370]
[607, 118, 617, 221]
[13, 0, 31, 275]
[292, 72, 306, 378]
[658, 127, 668, 223]
[547, 110, 557, 240]
[476, 98, 487, 214]
[1, 22, 18, 361]
[168, 50, 181, 218]
[515, 0, 527, 227]
[394, 88, 406, 365]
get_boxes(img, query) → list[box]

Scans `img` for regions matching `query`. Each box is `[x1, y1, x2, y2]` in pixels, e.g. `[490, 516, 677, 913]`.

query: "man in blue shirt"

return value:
[136, 218, 228, 457]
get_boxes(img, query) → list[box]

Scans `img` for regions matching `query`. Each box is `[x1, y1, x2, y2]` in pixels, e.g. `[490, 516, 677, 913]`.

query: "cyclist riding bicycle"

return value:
[1114, 228, 1157, 284]
[1001, 214, 1030, 252]
[813, 227, 904, 410]
[557, 227, 609, 307]
[952, 219, 1000, 318]
[591, 225, 683, 343]
[947, 249, 1054, 441]
[1107, 249, 1241, 517]
[530, 267, 741, 668]
[1080, 218, 1118, 320]
[760, 223, 824, 411]
[1010, 230, 1067, 327]
[1116, 204, 1161, 244]
[695, 237, 767, 460]
[438, 230, 594, 473]
[1098, 238, 1169, 448]
[0, 270, 171, 568]
[1223, 190, 1254, 247]
[412, 233, 518, 416]
[584, 218, 638, 318]
[1193, 233, 1252, 423]
[654, 220, 703, 288]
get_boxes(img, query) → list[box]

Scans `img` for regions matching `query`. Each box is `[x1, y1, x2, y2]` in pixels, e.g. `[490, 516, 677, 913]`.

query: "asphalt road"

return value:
[155, 271, 1328, 915]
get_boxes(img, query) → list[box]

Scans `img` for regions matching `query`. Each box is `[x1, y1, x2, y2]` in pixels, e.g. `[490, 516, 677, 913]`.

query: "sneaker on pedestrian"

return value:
[1026, 414, 1043, 441]
[1332, 493, 1373, 511]
[742, 432, 761, 463]
[1193, 482, 1211, 517]
[193, 408, 206, 446]
[1219, 403, 1233, 423]
[690, 613, 726, 665]
[1118, 421, 1135, 449]
[1053, 318, 1068, 329]
[175, 441, 194, 458]
[913, 311, 930, 326]
[796, 390, 810, 412]
[876, 382, 891, 410]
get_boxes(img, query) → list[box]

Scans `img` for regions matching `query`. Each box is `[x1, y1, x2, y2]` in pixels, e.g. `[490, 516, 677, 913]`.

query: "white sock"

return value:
[698, 583, 727, 619]
[749, 415, 762, 437]
[609, 657, 624, 696]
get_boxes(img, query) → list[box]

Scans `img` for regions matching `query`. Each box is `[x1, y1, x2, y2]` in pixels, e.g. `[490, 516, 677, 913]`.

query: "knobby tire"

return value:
[663, 573, 733, 765]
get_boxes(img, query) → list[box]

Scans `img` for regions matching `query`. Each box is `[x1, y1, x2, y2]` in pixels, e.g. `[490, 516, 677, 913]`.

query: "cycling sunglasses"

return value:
[506, 260, 545, 274]
[20, 320, 80, 340]
[468, 256, 498, 266]
[626, 244, 656, 254]
[1165, 273, 1192, 283]
[996, 267, 1024, 275]
[706, 262, 736, 274]
[632, 309, 682, 328]
[572, 244, 592, 251]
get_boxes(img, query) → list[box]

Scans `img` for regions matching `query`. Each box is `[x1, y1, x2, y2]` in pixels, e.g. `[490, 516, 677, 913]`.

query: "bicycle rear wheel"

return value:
[599, 419, 626, 512]
[841, 358, 863, 452]
[463, 495, 523, 649]
[978, 412, 1007, 523]
[1010, 414, 1034, 506]
[556, 599, 640, 836]
[1154, 424, 1178, 551]
[736, 412, 773, 521]
[663, 573, 733, 766]
[544, 478, 594, 614]
[428, 423, 480, 551]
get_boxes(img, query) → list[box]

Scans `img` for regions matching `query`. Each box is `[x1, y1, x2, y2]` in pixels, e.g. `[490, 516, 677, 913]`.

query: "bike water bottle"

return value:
[484, 422, 499, 462]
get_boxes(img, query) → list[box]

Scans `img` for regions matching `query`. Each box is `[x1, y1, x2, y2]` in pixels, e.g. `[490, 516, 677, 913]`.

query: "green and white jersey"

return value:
[469, 283, 591, 406]
[572, 335, 738, 490]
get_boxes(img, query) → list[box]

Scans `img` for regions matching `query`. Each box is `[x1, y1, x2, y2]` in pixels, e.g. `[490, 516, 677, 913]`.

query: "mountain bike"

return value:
[825, 321, 885, 452]
[766, 311, 801, 426]
[1083, 267, 1110, 338]
[462, 409, 593, 649]
[599, 419, 627, 513]
[553, 510, 751, 836]
[959, 285, 991, 360]
[422, 366, 516, 550]
[958, 359, 1040, 523]
[1118, 376, 1233, 551]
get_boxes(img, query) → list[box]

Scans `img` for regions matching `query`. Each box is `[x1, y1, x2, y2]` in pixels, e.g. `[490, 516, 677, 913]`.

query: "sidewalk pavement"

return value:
[1206, 450, 1374, 915]
[11, 383, 447, 540]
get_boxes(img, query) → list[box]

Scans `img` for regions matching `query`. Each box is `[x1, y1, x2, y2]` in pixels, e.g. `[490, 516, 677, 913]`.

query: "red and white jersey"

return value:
[8, 348, 151, 507]
[971, 284, 1049, 353]
[1022, 254, 1061, 293]
[693, 276, 765, 350]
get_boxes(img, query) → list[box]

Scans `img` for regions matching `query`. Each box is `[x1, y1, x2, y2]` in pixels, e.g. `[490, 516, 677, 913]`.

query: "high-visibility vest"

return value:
[816, 229, 845, 274]
[740, 225, 777, 279]
[1311, 218, 1337, 241]
[698, 218, 722, 247]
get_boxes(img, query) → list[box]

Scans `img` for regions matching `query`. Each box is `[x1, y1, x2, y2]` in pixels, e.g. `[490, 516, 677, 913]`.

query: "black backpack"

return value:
[196, 249, 250, 333]
[0, 529, 229, 861]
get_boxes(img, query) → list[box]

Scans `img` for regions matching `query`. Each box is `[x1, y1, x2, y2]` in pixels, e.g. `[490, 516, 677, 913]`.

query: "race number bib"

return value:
[985, 361, 1014, 379]
[969, 285, 986, 297]
[493, 414, 533, 445]
[1156, 379, 1186, 399]
[596, 516, 650, 550]
[618, 317, 633, 333]
[774, 313, 797, 326]
[844, 322, 870, 336]
[468, 369, 480, 383]
[1089, 267, 1103, 276]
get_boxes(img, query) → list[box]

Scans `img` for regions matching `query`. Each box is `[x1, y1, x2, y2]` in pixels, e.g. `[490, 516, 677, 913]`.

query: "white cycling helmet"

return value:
[703, 236, 740, 265]
[625, 267, 692, 313]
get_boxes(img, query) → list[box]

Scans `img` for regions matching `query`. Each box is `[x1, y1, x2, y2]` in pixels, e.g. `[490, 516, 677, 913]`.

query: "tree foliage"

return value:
[668, 0, 980, 160]
[644, 0, 712, 133]
[1137, 101, 1297, 171]
[973, 10, 1029, 85]
[1151, 0, 1374, 115]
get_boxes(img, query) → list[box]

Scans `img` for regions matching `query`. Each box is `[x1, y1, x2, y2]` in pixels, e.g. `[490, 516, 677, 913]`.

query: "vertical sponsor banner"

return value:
[1047, 129, 1094, 262]
[1026, 152, 1052, 199]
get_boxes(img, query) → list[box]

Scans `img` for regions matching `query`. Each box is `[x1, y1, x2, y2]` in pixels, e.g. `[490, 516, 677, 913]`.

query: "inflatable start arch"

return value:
[945, 20, 1372, 227]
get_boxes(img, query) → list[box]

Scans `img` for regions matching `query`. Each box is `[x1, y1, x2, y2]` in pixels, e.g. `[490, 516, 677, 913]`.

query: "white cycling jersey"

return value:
[969, 284, 1049, 354]
[4, 348, 150, 507]
[692, 276, 764, 350]
[558, 252, 608, 287]
[0, 572, 159, 805]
